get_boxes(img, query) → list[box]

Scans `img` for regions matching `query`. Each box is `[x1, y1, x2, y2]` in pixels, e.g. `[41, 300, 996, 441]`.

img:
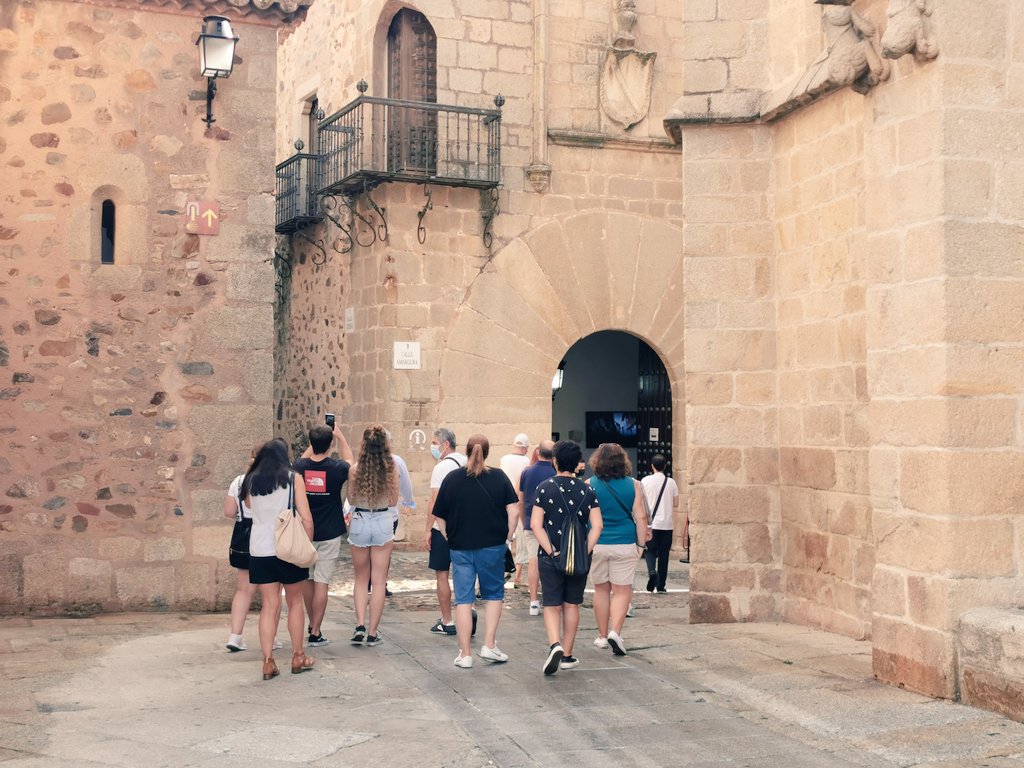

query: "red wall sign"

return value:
[185, 201, 220, 235]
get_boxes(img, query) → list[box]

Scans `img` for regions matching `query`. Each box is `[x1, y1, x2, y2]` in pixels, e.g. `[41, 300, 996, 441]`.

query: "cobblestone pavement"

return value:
[3, 549, 1024, 767]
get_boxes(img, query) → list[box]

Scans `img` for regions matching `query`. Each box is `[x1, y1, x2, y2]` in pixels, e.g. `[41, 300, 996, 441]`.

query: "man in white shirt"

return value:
[424, 427, 466, 635]
[640, 453, 680, 592]
[499, 433, 531, 585]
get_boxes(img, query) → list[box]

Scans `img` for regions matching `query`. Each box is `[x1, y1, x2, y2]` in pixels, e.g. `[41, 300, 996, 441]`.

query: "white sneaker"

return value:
[479, 645, 509, 663]
[273, 638, 283, 650]
[593, 636, 609, 649]
[608, 630, 627, 656]
[529, 601, 541, 616]
[226, 634, 246, 652]
[454, 654, 474, 669]
[626, 603, 635, 618]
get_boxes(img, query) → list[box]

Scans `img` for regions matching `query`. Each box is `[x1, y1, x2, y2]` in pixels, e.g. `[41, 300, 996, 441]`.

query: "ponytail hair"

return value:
[465, 433, 489, 477]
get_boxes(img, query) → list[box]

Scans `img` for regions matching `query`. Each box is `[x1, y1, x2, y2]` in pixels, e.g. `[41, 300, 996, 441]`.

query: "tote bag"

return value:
[274, 475, 318, 568]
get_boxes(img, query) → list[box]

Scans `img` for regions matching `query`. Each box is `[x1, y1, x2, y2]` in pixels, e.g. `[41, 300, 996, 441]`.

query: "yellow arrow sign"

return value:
[184, 201, 220, 235]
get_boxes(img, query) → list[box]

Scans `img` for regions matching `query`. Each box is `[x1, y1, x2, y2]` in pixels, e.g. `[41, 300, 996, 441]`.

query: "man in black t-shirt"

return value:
[295, 424, 353, 646]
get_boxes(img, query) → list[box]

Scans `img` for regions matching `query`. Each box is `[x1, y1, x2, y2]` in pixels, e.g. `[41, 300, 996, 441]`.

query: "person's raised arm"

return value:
[333, 426, 354, 463]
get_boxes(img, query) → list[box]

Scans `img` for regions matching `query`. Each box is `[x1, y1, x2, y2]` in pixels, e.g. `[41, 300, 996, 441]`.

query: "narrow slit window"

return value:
[100, 199, 115, 264]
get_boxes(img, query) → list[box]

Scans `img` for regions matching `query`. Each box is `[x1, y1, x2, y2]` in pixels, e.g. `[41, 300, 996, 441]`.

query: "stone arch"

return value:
[370, 2, 433, 99]
[69, 154, 147, 272]
[437, 209, 685, 459]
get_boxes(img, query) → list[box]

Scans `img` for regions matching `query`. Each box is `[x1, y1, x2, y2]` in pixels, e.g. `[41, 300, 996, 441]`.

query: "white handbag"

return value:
[274, 476, 318, 568]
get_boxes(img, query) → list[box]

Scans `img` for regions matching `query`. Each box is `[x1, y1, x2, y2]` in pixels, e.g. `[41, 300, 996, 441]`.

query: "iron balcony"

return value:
[316, 94, 502, 195]
[274, 151, 322, 234]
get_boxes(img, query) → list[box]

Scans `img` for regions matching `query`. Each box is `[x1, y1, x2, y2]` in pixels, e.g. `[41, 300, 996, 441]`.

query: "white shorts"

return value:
[515, 528, 538, 565]
[308, 536, 342, 583]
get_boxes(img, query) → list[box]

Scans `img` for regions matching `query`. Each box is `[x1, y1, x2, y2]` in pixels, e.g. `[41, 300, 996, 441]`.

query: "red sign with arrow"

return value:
[185, 201, 220, 235]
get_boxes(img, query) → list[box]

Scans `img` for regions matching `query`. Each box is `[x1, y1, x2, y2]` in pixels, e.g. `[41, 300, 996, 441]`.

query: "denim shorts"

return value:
[348, 509, 395, 548]
[450, 544, 506, 605]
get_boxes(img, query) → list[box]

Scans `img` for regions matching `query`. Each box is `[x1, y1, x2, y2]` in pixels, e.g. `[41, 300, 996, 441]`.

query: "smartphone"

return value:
[325, 413, 335, 428]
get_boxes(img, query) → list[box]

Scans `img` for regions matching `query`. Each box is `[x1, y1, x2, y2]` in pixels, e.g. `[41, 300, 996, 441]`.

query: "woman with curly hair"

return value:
[345, 424, 399, 647]
[587, 443, 650, 656]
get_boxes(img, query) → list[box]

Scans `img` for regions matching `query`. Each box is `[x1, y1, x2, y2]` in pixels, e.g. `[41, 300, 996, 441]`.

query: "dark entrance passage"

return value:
[550, 330, 672, 479]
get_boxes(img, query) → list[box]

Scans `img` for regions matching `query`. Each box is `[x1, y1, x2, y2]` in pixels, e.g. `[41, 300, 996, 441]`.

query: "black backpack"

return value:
[552, 482, 590, 576]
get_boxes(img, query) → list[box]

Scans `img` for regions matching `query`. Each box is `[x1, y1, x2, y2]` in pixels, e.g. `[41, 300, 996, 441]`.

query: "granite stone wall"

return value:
[774, 89, 873, 640]
[275, 0, 686, 524]
[0, 0, 279, 614]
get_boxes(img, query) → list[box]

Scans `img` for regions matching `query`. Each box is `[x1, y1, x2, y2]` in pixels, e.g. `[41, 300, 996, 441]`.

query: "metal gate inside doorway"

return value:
[637, 341, 672, 479]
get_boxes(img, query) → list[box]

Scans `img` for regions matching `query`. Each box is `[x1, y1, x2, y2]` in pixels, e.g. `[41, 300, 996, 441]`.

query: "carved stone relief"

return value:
[762, 0, 890, 121]
[799, 0, 890, 96]
[881, 0, 939, 60]
[599, 0, 657, 129]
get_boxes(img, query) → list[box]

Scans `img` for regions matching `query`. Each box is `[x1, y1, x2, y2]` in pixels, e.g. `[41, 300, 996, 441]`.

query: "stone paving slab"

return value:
[1, 552, 1024, 766]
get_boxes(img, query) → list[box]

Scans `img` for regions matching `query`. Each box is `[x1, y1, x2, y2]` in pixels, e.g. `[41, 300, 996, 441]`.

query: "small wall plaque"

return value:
[393, 341, 421, 370]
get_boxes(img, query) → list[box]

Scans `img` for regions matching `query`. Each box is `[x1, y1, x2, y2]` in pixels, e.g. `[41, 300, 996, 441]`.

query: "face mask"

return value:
[430, 445, 442, 460]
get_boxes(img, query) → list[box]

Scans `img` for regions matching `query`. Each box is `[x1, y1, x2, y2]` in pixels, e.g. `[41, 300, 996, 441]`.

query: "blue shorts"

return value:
[348, 509, 395, 548]
[450, 544, 506, 605]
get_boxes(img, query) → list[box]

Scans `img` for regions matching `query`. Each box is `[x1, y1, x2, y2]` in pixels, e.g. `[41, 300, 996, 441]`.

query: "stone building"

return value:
[3, 0, 1024, 722]
[0, 0, 306, 613]
[272, 0, 1024, 717]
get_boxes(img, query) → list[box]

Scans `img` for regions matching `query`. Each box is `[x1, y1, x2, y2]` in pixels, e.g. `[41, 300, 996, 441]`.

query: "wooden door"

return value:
[387, 9, 437, 174]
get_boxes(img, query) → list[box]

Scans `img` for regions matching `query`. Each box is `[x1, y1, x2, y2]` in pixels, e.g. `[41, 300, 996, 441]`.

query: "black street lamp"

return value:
[195, 15, 239, 127]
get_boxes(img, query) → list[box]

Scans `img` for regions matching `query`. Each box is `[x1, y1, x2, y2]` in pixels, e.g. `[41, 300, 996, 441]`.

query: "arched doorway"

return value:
[551, 331, 672, 479]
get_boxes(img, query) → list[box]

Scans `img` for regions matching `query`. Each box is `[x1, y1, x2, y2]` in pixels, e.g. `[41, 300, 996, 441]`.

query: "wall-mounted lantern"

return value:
[195, 15, 239, 127]
[552, 360, 565, 393]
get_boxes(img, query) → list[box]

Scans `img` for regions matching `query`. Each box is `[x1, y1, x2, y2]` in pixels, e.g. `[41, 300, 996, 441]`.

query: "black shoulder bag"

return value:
[228, 482, 252, 568]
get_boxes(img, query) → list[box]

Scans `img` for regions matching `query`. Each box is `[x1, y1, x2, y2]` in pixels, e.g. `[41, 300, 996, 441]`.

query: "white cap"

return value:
[513, 433, 530, 448]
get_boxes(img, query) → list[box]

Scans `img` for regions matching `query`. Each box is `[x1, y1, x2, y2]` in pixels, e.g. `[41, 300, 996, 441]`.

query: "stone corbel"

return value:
[524, 162, 552, 194]
[881, 0, 939, 61]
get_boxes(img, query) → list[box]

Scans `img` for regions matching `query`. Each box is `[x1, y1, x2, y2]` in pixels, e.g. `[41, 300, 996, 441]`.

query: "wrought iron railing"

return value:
[317, 94, 503, 195]
[275, 150, 322, 234]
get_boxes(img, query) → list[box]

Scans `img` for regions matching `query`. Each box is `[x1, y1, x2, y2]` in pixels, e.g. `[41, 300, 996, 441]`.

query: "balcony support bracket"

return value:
[481, 187, 500, 253]
[321, 194, 355, 255]
[295, 230, 328, 266]
[417, 185, 433, 245]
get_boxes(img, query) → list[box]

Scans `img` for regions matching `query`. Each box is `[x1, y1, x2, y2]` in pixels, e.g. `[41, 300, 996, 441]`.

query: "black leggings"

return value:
[644, 529, 674, 590]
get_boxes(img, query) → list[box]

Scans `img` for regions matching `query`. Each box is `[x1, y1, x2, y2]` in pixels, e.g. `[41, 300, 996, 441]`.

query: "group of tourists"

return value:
[223, 423, 681, 680]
